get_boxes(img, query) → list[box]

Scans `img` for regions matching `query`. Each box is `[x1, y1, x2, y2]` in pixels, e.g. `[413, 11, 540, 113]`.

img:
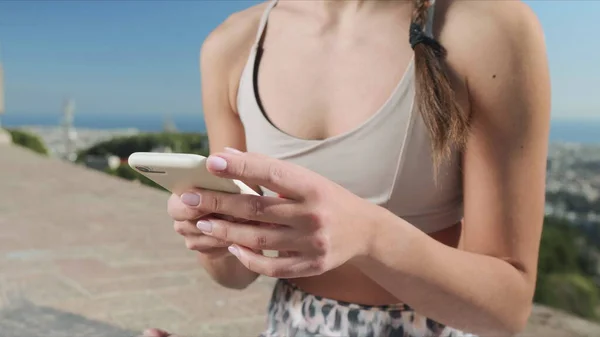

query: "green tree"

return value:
[537, 217, 581, 275]
[535, 216, 600, 320]
[546, 191, 592, 214]
[535, 273, 599, 320]
[80, 132, 209, 192]
[112, 164, 138, 181]
[106, 164, 166, 191]
[78, 132, 209, 160]
[8, 129, 49, 155]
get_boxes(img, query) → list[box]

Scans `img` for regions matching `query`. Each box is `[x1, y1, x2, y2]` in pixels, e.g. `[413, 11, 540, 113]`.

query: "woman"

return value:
[144, 0, 550, 336]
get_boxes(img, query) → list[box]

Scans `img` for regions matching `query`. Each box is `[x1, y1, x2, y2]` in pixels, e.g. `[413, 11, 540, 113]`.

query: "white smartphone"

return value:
[129, 152, 279, 257]
[127, 152, 259, 196]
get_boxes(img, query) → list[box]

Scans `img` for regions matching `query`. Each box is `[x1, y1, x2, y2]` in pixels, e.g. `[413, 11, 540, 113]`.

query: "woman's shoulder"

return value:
[199, 2, 271, 112]
[439, 0, 545, 78]
[440, 0, 550, 140]
[200, 2, 269, 76]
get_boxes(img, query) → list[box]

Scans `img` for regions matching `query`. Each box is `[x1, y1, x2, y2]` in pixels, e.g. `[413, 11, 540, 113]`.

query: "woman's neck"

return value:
[275, 0, 413, 40]
[283, 0, 409, 17]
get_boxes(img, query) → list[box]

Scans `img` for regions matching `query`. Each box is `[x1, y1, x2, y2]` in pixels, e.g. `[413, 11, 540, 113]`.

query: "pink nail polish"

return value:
[196, 220, 213, 233]
[207, 156, 228, 171]
[181, 193, 201, 206]
[228, 245, 240, 257]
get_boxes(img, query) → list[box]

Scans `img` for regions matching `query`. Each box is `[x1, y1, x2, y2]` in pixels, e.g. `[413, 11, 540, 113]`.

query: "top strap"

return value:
[425, 0, 437, 37]
[253, 0, 279, 47]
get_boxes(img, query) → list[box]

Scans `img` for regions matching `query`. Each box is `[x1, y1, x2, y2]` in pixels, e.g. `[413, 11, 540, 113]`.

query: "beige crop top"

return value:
[236, 0, 463, 233]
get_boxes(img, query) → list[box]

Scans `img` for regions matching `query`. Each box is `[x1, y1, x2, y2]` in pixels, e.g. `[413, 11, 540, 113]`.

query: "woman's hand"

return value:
[178, 149, 382, 278]
[168, 192, 262, 257]
[167, 193, 232, 258]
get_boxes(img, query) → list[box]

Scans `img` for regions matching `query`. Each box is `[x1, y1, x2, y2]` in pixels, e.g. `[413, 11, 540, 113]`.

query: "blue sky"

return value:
[0, 0, 598, 121]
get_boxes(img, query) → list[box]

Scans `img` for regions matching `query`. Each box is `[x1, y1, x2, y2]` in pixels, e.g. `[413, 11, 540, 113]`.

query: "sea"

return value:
[2, 113, 599, 144]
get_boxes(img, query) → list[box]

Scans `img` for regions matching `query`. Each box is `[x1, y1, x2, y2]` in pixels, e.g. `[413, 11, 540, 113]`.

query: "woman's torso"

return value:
[221, 0, 469, 305]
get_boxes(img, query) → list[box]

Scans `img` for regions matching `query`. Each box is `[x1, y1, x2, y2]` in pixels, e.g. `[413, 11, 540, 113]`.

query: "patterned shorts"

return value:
[260, 279, 478, 337]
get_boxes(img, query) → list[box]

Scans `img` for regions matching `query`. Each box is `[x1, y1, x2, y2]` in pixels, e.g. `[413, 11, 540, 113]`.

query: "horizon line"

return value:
[2, 111, 599, 120]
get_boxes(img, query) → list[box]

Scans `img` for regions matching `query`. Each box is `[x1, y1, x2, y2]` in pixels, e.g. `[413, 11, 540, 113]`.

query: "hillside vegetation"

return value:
[78, 132, 208, 158]
[8, 129, 49, 155]
[536, 217, 599, 320]
[77, 132, 208, 190]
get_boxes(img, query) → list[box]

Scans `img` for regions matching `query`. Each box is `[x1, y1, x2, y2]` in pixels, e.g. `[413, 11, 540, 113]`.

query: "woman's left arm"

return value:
[353, 4, 551, 335]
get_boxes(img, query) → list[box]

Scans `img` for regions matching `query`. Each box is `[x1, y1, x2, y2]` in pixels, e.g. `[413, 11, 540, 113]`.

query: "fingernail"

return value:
[181, 193, 201, 206]
[228, 245, 240, 257]
[196, 220, 212, 233]
[207, 156, 228, 171]
[224, 147, 243, 154]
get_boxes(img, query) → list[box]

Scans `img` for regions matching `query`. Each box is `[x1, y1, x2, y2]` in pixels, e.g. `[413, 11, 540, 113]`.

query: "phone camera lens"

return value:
[136, 166, 151, 173]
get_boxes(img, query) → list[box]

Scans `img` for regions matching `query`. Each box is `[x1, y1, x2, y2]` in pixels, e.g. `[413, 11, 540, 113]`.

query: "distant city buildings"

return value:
[17, 126, 139, 158]
[545, 143, 600, 225]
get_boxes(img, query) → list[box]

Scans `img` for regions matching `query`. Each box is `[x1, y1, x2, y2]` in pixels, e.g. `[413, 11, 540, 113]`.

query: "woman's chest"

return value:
[256, 41, 413, 141]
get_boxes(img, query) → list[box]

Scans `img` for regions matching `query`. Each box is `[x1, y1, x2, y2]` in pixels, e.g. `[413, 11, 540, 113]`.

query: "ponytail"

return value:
[411, 0, 470, 168]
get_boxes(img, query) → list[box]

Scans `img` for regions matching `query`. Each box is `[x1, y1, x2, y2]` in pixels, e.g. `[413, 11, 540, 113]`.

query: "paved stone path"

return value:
[1, 144, 599, 337]
[0, 145, 274, 336]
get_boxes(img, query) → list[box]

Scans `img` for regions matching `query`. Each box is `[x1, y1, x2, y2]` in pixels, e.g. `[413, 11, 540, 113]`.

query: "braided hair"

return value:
[410, 0, 470, 168]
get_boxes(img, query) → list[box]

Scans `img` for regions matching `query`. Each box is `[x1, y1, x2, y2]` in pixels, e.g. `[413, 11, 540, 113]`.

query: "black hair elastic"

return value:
[409, 22, 444, 56]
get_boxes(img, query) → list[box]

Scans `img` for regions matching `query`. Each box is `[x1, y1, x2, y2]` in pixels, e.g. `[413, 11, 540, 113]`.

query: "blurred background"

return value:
[0, 1, 599, 336]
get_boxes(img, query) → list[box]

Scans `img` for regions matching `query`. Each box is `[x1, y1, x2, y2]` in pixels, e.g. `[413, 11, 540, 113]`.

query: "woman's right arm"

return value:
[188, 10, 264, 289]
